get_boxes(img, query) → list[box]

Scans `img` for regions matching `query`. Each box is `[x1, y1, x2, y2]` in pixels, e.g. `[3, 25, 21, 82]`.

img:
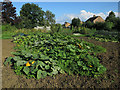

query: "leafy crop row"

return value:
[4, 33, 107, 79]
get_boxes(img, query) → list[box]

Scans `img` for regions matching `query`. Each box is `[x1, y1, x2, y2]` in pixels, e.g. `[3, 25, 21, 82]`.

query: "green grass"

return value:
[1, 24, 50, 39]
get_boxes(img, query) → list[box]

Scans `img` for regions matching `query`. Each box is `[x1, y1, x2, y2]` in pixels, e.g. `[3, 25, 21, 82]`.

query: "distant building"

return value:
[64, 22, 71, 28]
[80, 21, 83, 24]
[86, 15, 105, 23]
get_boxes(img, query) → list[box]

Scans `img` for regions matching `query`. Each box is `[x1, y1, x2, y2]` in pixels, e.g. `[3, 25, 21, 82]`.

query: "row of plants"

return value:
[87, 31, 119, 42]
[4, 32, 107, 79]
[89, 36, 119, 42]
[71, 26, 119, 42]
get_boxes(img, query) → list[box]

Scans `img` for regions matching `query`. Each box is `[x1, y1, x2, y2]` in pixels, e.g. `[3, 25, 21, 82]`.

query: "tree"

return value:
[20, 3, 44, 28]
[114, 17, 120, 31]
[1, 0, 17, 24]
[71, 18, 81, 28]
[14, 16, 24, 29]
[105, 11, 119, 31]
[44, 10, 55, 26]
[105, 11, 117, 23]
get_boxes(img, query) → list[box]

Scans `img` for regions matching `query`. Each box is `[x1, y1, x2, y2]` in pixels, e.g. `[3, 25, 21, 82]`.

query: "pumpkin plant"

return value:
[4, 33, 107, 79]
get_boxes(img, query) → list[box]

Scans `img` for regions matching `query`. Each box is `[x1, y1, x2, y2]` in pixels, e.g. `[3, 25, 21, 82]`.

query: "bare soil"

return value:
[1, 37, 120, 88]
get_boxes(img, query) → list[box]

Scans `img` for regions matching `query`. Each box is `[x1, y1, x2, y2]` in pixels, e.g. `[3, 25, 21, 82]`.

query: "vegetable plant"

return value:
[4, 33, 107, 79]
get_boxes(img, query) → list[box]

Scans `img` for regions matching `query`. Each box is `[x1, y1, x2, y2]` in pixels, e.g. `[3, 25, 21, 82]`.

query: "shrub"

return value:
[104, 22, 114, 31]
[80, 27, 96, 36]
[2, 24, 17, 31]
[50, 24, 62, 34]
[94, 22, 105, 30]
[85, 21, 94, 29]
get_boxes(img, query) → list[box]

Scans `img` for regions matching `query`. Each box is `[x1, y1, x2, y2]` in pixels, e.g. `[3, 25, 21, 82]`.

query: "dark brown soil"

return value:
[2, 37, 120, 88]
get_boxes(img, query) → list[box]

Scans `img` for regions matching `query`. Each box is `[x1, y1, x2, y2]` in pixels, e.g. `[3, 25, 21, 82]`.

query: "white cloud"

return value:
[56, 10, 118, 24]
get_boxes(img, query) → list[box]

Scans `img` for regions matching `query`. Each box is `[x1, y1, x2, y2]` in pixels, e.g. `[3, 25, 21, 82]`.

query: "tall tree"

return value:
[105, 11, 119, 31]
[44, 10, 55, 26]
[20, 3, 44, 28]
[71, 18, 81, 28]
[105, 11, 117, 23]
[1, 0, 17, 24]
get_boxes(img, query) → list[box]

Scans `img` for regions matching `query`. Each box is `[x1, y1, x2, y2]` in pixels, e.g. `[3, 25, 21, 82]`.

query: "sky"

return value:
[11, 1, 119, 24]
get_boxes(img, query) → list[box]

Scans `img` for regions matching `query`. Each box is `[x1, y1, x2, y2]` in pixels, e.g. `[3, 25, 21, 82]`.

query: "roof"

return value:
[86, 16, 99, 22]
[64, 22, 71, 27]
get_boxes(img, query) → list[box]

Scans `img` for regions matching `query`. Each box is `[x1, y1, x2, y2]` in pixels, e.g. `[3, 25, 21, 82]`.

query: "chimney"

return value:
[93, 15, 96, 17]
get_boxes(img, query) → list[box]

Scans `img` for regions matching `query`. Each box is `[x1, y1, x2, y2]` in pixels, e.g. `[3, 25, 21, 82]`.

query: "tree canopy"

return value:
[1, 0, 17, 24]
[71, 18, 81, 28]
[105, 11, 117, 23]
[20, 3, 44, 28]
[44, 10, 55, 26]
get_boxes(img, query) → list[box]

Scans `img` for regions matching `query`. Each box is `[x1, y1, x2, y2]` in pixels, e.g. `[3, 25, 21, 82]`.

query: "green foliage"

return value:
[14, 18, 24, 29]
[104, 22, 114, 31]
[71, 18, 81, 28]
[1, 1, 17, 24]
[94, 22, 105, 30]
[50, 24, 62, 34]
[105, 11, 116, 22]
[4, 33, 107, 79]
[59, 29, 73, 36]
[85, 21, 94, 29]
[114, 17, 120, 32]
[2, 24, 17, 31]
[89, 30, 119, 42]
[105, 11, 119, 31]
[1, 24, 17, 39]
[80, 27, 96, 36]
[20, 3, 44, 28]
[44, 10, 56, 26]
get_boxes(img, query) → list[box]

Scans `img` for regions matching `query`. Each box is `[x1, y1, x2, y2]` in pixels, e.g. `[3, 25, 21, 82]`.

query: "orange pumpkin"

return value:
[26, 62, 31, 66]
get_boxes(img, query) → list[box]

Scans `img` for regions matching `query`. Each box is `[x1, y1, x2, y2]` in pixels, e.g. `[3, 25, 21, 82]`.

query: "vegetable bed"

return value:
[4, 33, 107, 79]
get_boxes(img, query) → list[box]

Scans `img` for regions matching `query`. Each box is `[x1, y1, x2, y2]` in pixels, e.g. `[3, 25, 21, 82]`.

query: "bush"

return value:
[80, 27, 96, 36]
[94, 22, 105, 30]
[59, 29, 73, 36]
[2, 24, 17, 31]
[85, 21, 94, 29]
[50, 24, 62, 34]
[104, 22, 114, 31]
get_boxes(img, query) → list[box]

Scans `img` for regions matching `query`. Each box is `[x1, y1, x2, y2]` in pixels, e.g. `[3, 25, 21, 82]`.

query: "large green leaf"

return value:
[45, 65, 50, 70]
[16, 60, 27, 66]
[4, 57, 13, 66]
[30, 67, 38, 74]
[32, 53, 39, 59]
[23, 66, 30, 75]
[97, 65, 107, 74]
[13, 56, 22, 61]
[37, 70, 47, 79]
[77, 61, 83, 66]
[11, 51, 21, 55]
[40, 54, 49, 60]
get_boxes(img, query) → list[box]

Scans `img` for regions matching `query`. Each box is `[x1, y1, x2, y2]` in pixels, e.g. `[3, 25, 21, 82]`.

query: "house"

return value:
[86, 15, 105, 23]
[64, 22, 71, 28]
[80, 21, 83, 24]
